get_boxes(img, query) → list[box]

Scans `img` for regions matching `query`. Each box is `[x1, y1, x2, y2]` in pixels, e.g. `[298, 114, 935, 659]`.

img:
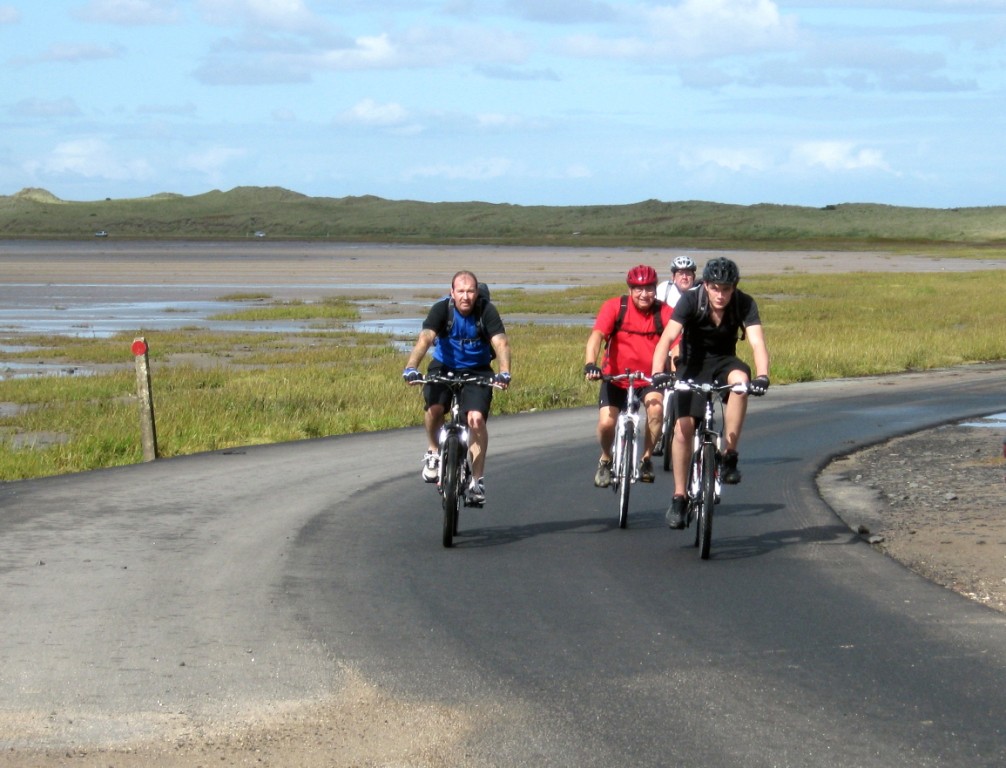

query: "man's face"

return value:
[451, 276, 478, 315]
[705, 281, 735, 310]
[673, 269, 696, 291]
[630, 283, 657, 311]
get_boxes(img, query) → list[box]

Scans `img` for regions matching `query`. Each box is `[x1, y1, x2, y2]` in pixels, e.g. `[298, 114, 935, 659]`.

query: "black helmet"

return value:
[702, 257, 740, 285]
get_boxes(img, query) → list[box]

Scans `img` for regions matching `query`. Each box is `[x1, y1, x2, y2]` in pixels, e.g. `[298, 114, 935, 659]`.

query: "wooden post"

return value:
[131, 337, 158, 461]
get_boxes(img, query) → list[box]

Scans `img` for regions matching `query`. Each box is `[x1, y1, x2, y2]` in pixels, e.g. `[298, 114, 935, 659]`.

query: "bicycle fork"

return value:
[437, 425, 470, 493]
[688, 434, 723, 504]
[611, 409, 644, 485]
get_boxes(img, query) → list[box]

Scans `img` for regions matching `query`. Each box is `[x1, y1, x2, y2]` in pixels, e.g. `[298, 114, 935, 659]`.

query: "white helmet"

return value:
[671, 255, 697, 273]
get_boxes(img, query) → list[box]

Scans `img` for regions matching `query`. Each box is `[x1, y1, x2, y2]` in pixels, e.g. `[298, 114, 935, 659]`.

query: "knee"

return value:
[468, 411, 486, 431]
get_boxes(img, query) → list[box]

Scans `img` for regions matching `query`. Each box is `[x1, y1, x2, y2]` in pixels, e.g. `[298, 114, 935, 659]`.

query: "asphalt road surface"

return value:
[2, 364, 1005, 767]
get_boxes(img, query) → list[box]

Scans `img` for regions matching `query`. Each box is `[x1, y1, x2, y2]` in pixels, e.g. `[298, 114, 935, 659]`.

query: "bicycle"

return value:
[419, 372, 499, 548]
[600, 371, 652, 529]
[672, 378, 755, 559]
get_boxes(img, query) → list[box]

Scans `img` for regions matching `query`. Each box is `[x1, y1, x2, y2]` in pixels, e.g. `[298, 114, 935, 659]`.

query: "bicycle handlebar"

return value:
[418, 373, 504, 389]
[673, 379, 753, 395]
[600, 371, 653, 385]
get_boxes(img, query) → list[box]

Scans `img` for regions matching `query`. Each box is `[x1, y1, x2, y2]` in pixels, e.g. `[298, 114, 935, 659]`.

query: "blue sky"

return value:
[3, 1, 1006, 207]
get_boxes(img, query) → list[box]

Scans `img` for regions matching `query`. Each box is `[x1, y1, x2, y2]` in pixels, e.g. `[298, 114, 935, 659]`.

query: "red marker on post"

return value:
[131, 339, 148, 356]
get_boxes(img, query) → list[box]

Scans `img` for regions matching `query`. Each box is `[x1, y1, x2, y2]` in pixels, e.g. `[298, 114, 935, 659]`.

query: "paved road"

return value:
[2, 365, 1005, 765]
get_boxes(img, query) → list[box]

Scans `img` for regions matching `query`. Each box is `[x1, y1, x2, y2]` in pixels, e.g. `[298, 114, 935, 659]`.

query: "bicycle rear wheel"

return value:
[697, 442, 716, 559]
[441, 434, 462, 548]
[617, 423, 634, 529]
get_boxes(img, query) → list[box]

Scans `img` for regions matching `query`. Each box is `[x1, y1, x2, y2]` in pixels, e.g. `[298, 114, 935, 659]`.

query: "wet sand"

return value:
[3, 240, 1003, 305]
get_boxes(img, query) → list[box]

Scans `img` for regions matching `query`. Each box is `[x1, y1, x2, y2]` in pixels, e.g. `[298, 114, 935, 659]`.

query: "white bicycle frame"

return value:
[611, 379, 646, 486]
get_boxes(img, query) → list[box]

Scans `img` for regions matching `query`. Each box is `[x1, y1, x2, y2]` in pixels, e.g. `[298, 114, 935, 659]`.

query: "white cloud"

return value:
[0, 5, 21, 23]
[505, 0, 617, 24]
[564, 163, 592, 179]
[648, 0, 796, 46]
[74, 0, 181, 26]
[27, 138, 154, 181]
[405, 157, 514, 181]
[35, 42, 125, 63]
[563, 0, 799, 60]
[341, 98, 409, 126]
[198, 0, 326, 35]
[317, 34, 397, 69]
[679, 147, 772, 173]
[476, 113, 523, 128]
[10, 97, 82, 119]
[179, 146, 246, 179]
[791, 141, 892, 173]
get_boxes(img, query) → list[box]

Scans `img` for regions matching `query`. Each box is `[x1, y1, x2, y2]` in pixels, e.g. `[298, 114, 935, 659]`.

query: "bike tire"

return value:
[698, 442, 716, 559]
[618, 423, 633, 529]
[441, 434, 461, 548]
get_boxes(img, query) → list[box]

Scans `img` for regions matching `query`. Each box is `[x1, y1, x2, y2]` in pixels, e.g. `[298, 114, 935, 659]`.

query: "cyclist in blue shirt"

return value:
[403, 270, 511, 505]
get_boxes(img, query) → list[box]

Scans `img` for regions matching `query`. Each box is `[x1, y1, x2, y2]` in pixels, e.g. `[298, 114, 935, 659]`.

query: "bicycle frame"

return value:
[689, 388, 724, 504]
[419, 372, 498, 548]
[674, 379, 747, 558]
[603, 371, 651, 529]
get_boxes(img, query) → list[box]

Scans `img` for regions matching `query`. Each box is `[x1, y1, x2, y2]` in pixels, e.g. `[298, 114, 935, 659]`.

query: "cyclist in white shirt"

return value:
[655, 255, 697, 306]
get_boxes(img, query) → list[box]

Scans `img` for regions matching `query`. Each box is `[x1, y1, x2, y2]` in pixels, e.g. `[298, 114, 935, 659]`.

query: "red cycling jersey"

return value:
[593, 296, 673, 387]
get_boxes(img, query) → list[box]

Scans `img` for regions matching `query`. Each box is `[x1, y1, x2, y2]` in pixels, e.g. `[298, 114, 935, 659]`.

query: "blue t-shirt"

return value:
[422, 298, 504, 370]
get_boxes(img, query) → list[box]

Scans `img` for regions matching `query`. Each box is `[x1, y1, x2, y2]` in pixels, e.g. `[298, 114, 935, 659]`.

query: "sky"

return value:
[3, 1, 1006, 208]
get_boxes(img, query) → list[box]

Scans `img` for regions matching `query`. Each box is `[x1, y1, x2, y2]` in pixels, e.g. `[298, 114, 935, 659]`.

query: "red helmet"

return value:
[626, 264, 658, 287]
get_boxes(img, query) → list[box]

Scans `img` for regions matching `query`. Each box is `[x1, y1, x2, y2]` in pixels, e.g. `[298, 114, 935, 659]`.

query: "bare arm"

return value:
[745, 323, 770, 379]
[583, 330, 606, 379]
[405, 329, 437, 371]
[490, 333, 511, 376]
[584, 330, 605, 367]
[651, 319, 683, 375]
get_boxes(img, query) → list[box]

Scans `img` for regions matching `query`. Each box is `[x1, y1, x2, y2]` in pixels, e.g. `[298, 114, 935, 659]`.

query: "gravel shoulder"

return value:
[818, 417, 1006, 614]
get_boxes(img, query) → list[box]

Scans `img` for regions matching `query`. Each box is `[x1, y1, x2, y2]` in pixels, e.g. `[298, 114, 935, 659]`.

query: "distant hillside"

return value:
[3, 186, 1006, 249]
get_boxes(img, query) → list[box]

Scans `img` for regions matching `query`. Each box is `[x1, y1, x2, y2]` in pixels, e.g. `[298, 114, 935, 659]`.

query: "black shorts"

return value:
[675, 355, 751, 421]
[598, 380, 660, 411]
[424, 363, 494, 419]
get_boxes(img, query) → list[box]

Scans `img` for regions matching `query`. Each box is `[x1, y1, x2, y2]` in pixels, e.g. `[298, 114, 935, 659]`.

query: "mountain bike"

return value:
[420, 372, 499, 548]
[601, 371, 652, 529]
[673, 379, 754, 559]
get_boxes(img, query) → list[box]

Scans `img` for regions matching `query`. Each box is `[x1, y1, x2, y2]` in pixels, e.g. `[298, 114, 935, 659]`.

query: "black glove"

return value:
[494, 372, 512, 387]
[583, 363, 602, 379]
[652, 372, 673, 388]
[402, 367, 423, 384]
[749, 375, 770, 395]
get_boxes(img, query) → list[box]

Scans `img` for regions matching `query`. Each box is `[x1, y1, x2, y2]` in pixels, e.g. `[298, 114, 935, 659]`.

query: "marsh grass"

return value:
[210, 296, 359, 322]
[1, 272, 1004, 480]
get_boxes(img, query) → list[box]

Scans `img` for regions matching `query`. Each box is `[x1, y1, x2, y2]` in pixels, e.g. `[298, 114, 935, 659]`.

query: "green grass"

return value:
[209, 296, 360, 323]
[1, 271, 1005, 482]
[5, 186, 1006, 249]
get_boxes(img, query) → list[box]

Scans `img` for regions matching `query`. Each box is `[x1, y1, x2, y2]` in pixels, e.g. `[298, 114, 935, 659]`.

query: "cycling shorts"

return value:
[597, 380, 661, 411]
[423, 363, 494, 419]
[674, 355, 751, 421]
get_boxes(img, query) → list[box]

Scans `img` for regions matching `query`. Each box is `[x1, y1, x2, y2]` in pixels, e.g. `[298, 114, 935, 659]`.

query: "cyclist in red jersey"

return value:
[584, 265, 676, 487]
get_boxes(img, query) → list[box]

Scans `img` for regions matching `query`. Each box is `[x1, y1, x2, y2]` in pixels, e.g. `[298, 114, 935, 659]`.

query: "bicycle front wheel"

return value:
[441, 434, 462, 548]
[697, 442, 717, 559]
[617, 423, 634, 529]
